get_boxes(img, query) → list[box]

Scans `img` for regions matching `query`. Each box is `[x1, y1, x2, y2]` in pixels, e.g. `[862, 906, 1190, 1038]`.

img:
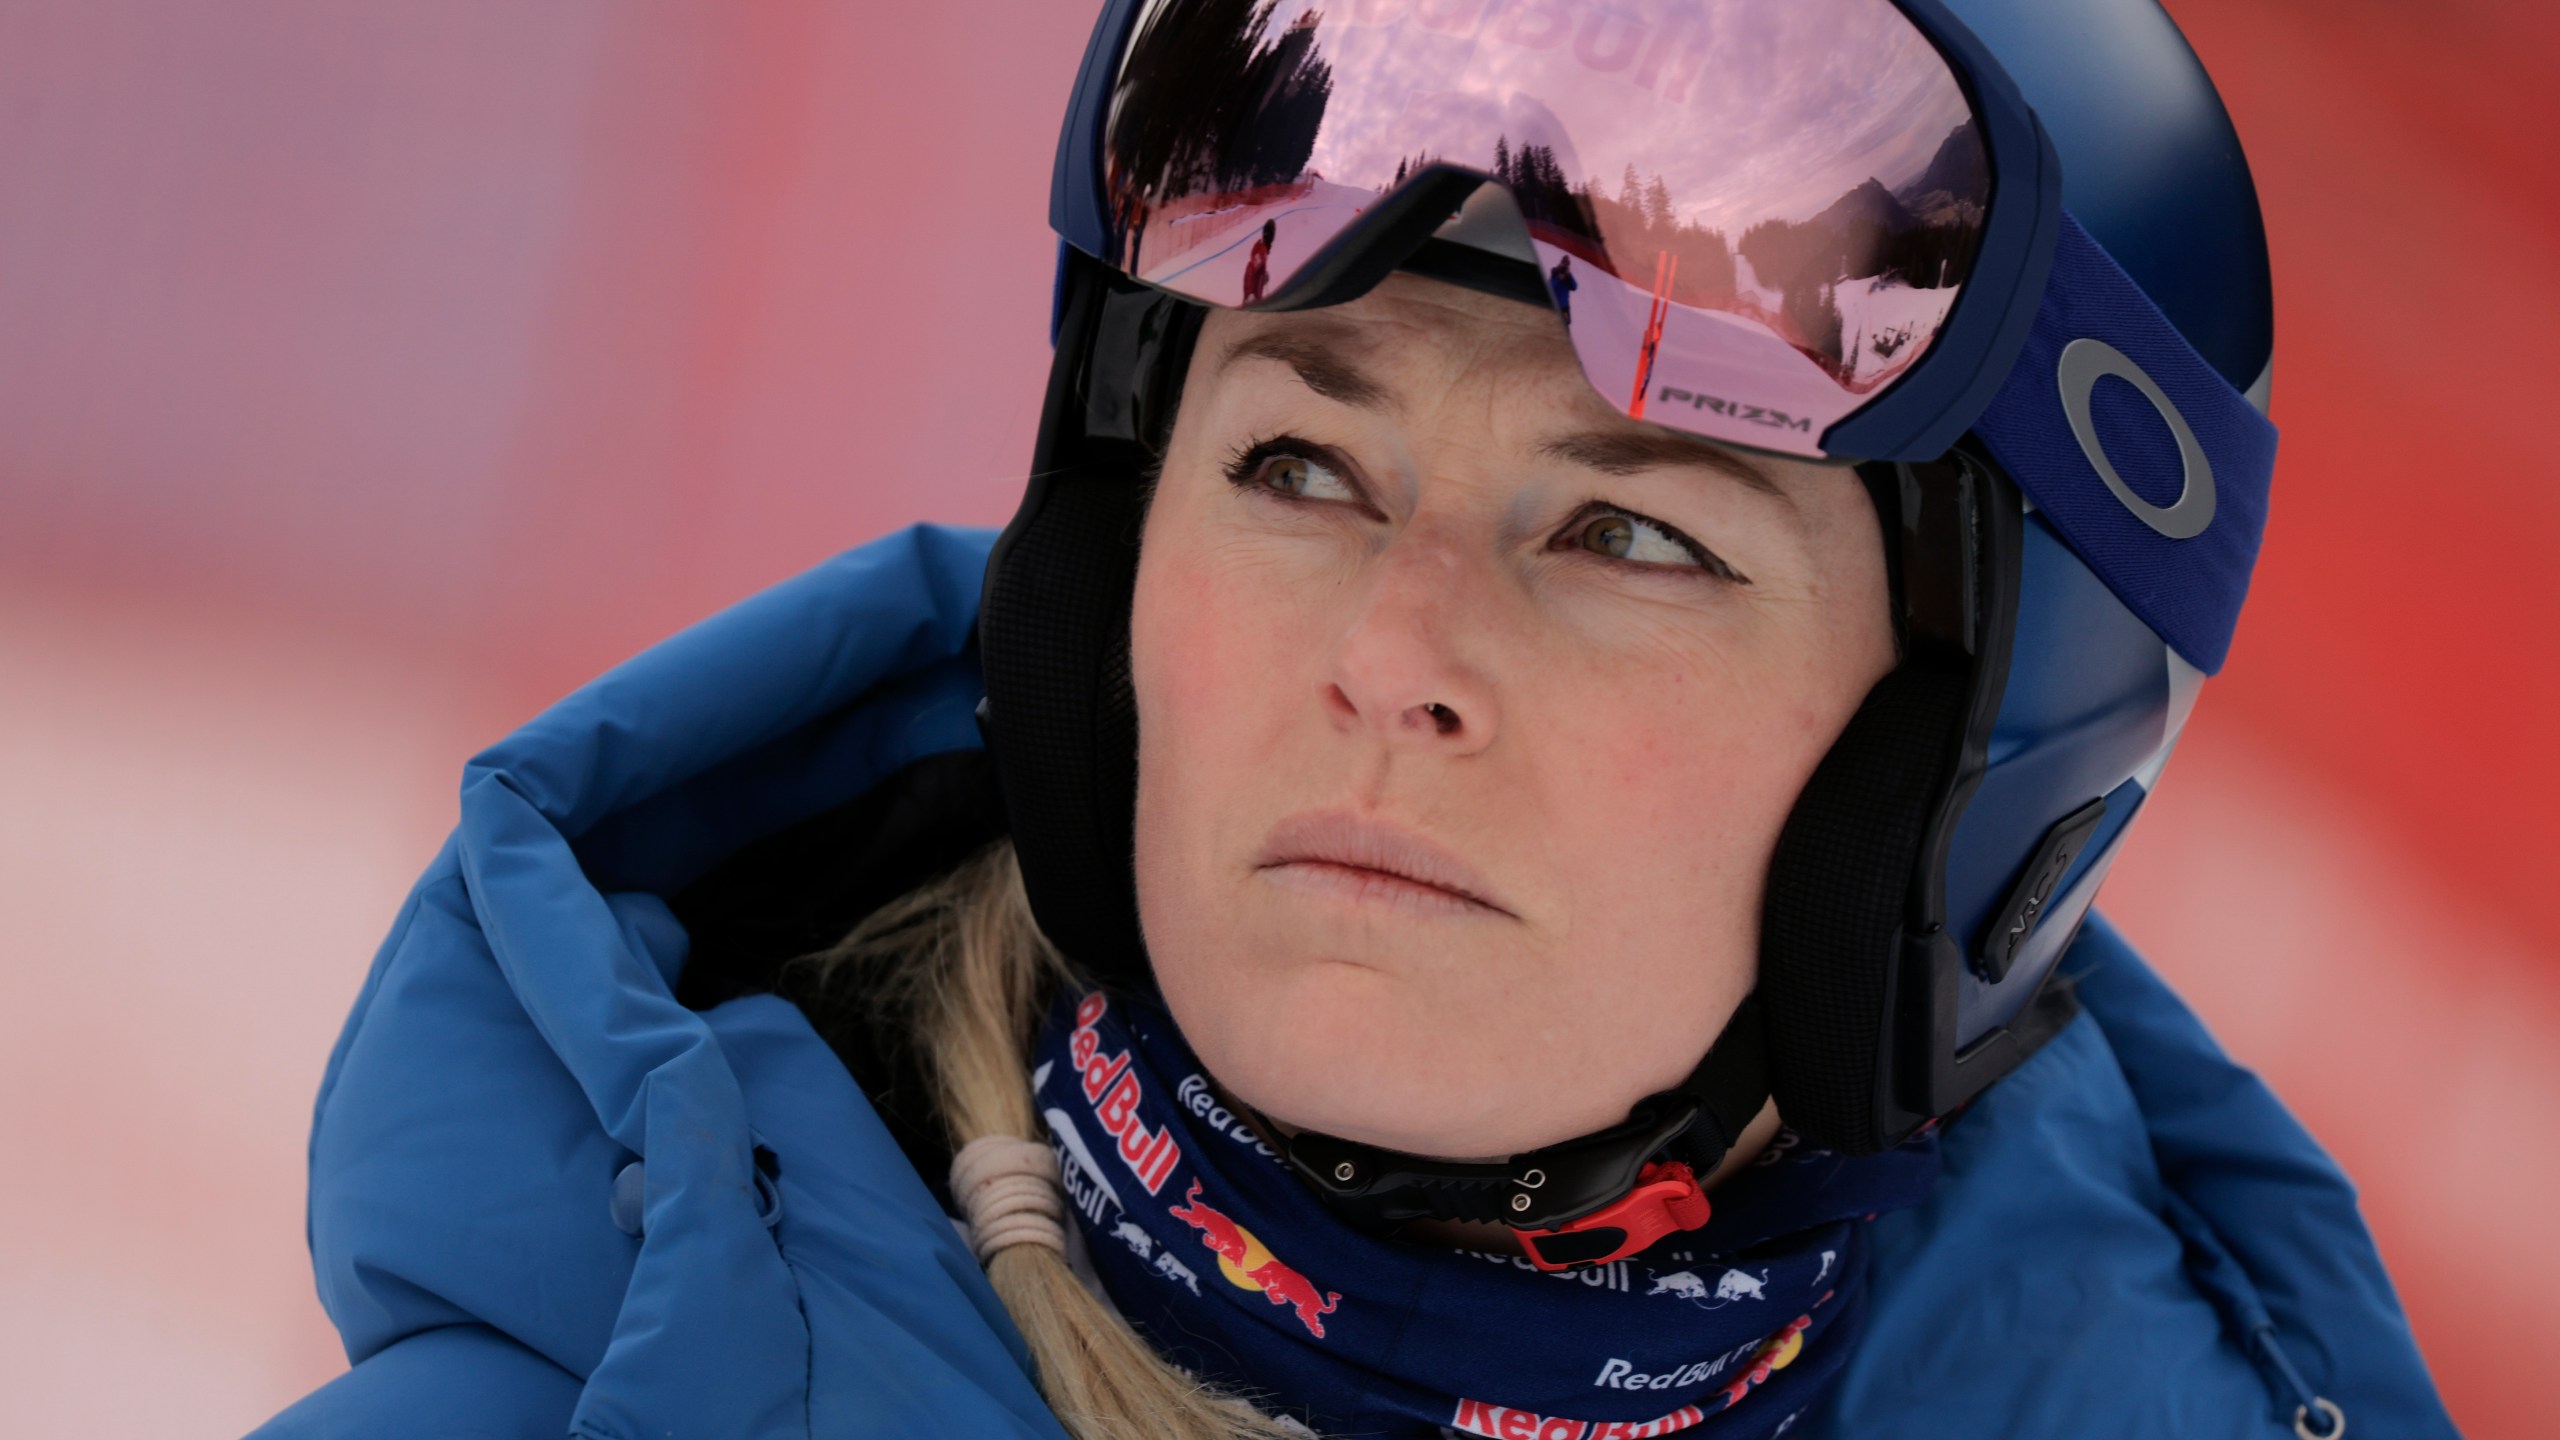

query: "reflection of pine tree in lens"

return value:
[1109, 0, 1335, 205]
[1726, 119, 1987, 373]
[1222, 13, 1331, 190]
[1493, 145, 1739, 309]
[1784, 280, 1846, 373]
[1735, 120, 1987, 301]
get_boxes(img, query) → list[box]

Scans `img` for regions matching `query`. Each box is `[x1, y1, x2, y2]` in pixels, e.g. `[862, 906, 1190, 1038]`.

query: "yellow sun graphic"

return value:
[1213, 1223, 1278, 1292]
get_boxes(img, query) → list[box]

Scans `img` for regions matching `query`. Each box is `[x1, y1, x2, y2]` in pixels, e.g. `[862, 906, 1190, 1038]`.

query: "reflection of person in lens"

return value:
[1548, 253, 1578, 326]
[1242, 219, 1276, 307]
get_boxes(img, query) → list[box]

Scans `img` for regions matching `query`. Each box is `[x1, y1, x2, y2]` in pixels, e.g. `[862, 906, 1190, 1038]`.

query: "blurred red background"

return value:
[2, 2, 2552, 1434]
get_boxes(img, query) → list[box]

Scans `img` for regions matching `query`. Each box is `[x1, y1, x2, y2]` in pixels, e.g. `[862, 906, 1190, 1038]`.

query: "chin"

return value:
[1162, 956, 1585, 1159]
[1219, 1048, 1523, 1159]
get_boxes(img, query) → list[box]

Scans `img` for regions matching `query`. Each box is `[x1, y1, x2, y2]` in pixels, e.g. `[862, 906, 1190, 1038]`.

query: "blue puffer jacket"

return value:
[252, 525, 2456, 1440]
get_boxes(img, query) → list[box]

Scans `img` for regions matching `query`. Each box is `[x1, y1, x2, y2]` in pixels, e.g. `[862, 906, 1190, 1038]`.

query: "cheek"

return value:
[1530, 641, 1874, 984]
[1128, 510, 1321, 926]
[1132, 534, 1293, 787]
[1544, 690, 1768, 915]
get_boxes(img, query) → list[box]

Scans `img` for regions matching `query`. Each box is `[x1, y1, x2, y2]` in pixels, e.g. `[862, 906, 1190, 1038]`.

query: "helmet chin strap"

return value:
[1267, 994, 1769, 1272]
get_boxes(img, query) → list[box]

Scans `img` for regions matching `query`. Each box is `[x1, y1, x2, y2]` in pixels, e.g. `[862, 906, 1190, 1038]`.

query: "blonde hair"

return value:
[789, 839, 1307, 1440]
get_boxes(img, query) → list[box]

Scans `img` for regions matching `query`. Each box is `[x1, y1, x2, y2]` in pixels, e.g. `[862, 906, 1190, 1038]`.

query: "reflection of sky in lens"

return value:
[1264, 0, 1971, 234]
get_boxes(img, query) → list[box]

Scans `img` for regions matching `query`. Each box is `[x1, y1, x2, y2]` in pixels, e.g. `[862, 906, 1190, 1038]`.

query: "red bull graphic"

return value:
[1067, 993, 1184, 1194]
[1643, 1265, 1768, 1308]
[1451, 1302, 1821, 1437]
[1447, 1397, 1708, 1439]
[1168, 1179, 1342, 1340]
[1711, 1311, 1815, 1411]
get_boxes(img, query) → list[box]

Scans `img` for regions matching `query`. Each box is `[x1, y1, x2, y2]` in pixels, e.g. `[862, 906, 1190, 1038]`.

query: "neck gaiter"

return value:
[1030, 988, 1938, 1439]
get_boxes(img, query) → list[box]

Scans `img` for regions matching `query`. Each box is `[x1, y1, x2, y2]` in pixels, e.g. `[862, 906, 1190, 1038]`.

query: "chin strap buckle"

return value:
[1514, 1160, 1711, 1272]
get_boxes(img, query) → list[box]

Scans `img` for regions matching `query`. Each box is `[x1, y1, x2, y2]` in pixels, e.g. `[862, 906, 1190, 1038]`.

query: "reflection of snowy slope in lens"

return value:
[1541, 240, 1957, 457]
[1138, 177, 1379, 304]
[1043, 1106, 1127, 1228]
[1835, 277, 1957, 389]
[1732, 252, 1786, 318]
[1549, 237, 1840, 458]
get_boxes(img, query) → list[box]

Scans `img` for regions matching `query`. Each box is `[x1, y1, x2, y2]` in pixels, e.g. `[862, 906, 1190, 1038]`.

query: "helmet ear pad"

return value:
[981, 257, 2079, 1151]
[1763, 450, 2083, 1153]
[980, 261, 1198, 991]
[1759, 652, 1977, 1152]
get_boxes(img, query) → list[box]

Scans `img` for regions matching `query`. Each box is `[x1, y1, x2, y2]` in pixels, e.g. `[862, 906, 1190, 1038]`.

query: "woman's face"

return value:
[1129, 273, 1893, 1159]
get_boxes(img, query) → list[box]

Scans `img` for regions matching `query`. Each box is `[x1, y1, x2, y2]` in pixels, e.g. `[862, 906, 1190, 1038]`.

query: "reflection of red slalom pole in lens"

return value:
[1628, 250, 1677, 420]
[1241, 219, 1275, 306]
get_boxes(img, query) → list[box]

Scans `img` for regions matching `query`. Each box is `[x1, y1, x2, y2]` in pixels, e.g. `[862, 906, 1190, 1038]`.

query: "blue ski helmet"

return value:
[978, 0, 2276, 1179]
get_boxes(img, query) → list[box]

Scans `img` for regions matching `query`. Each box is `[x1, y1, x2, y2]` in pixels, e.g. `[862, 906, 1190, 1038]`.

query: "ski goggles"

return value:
[1049, 0, 2062, 462]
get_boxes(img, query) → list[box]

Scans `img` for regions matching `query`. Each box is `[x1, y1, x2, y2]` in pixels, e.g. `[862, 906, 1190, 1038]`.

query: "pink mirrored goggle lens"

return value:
[1100, 0, 1990, 458]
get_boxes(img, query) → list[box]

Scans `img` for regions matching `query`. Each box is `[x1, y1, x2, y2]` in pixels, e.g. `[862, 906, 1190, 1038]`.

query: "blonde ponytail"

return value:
[791, 840, 1308, 1440]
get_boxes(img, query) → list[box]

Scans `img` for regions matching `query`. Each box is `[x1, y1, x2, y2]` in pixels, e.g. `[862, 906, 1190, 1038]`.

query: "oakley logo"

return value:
[2057, 338, 2215, 540]
[1656, 387, 1814, 434]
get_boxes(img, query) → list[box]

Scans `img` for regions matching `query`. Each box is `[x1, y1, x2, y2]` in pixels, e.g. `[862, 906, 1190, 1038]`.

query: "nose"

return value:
[1322, 531, 1501, 756]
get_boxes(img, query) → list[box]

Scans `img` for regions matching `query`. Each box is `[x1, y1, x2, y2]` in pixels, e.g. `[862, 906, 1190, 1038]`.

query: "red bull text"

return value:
[1447, 1398, 1708, 1439]
[1591, 1341, 1760, 1393]
[1067, 993, 1183, 1194]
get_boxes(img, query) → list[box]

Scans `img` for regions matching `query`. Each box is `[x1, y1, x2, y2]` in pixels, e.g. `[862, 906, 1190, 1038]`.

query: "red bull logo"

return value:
[1067, 994, 1183, 1194]
[1711, 1312, 1813, 1412]
[1447, 1398, 1708, 1439]
[1167, 1180, 1342, 1339]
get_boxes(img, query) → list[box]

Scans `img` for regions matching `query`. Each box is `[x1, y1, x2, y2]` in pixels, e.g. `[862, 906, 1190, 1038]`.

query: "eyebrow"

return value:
[1218, 330, 1398, 413]
[1538, 429, 1788, 501]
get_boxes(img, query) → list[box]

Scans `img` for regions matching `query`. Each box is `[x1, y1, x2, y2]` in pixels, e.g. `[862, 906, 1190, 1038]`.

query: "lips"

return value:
[1254, 810, 1512, 918]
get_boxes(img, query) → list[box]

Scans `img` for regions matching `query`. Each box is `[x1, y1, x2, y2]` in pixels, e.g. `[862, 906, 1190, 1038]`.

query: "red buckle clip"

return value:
[1515, 1161, 1711, 1272]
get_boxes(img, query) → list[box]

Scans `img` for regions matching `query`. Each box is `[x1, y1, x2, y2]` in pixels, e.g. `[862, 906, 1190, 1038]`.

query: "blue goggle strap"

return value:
[1973, 212, 2279, 675]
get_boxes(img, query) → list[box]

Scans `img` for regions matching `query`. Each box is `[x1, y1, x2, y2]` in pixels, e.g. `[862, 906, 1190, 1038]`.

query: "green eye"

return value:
[1578, 513, 1636, 558]
[1245, 450, 1354, 502]
[1567, 508, 1713, 571]
[1266, 456, 1314, 495]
